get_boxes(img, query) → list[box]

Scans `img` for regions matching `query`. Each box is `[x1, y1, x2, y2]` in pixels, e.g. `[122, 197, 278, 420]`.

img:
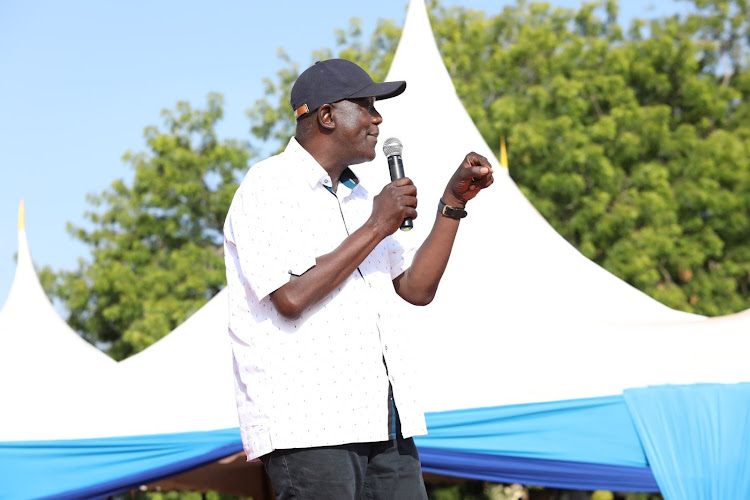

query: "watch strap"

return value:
[438, 199, 467, 219]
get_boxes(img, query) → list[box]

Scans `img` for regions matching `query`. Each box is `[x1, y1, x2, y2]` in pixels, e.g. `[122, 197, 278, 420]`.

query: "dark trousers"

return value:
[260, 436, 428, 500]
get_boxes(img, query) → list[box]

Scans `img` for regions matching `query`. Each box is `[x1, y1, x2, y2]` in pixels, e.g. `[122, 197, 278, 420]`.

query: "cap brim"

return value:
[348, 80, 406, 101]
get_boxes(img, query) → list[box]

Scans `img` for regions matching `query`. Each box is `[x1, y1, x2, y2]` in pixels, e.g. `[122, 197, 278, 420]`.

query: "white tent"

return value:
[368, 0, 727, 411]
[2, 1, 750, 498]
[0, 205, 250, 499]
[116, 289, 238, 436]
[0, 201, 118, 441]
[0, 203, 237, 441]
[369, 4, 750, 496]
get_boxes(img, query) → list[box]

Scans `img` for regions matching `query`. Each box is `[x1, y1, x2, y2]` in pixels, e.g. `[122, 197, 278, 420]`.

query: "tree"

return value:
[428, 0, 750, 315]
[50, 93, 253, 359]
[248, 0, 750, 316]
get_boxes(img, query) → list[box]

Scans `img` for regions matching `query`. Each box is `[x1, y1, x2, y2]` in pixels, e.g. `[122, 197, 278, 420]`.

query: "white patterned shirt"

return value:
[223, 137, 427, 460]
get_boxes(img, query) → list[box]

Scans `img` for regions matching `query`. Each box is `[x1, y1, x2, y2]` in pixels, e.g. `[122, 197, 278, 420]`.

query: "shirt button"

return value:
[384, 345, 388, 351]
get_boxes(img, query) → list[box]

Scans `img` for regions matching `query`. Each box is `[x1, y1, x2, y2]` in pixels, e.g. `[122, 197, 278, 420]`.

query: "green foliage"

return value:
[50, 93, 253, 359]
[426, 479, 488, 500]
[428, 0, 750, 315]
[117, 489, 252, 500]
[592, 491, 615, 500]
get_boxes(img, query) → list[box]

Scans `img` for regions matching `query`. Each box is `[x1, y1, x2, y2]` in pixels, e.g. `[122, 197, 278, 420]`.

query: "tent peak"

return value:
[500, 137, 509, 169]
[18, 199, 25, 231]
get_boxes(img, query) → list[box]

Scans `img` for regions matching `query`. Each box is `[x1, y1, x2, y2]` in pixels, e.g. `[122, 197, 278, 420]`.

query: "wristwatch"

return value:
[438, 199, 467, 219]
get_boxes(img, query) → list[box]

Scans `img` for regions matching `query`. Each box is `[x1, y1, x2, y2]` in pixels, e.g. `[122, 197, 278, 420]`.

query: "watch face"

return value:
[446, 206, 465, 218]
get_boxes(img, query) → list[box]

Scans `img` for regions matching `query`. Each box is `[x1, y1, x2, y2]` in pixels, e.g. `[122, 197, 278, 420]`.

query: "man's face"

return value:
[331, 97, 382, 165]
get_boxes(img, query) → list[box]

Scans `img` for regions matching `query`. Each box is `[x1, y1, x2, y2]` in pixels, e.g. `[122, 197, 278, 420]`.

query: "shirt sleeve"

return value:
[229, 178, 317, 301]
[387, 229, 418, 280]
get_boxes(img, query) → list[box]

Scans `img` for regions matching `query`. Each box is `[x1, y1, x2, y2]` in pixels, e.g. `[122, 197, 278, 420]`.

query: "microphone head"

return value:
[382, 137, 403, 157]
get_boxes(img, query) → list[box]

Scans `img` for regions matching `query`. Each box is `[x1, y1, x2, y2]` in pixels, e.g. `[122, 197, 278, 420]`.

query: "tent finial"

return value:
[499, 136, 508, 169]
[18, 199, 25, 230]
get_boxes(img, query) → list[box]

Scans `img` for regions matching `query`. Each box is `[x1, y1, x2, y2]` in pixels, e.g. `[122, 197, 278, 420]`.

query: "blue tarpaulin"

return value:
[0, 429, 243, 500]
[3, 387, 750, 498]
[416, 394, 659, 491]
[624, 383, 750, 499]
[0, 394, 662, 499]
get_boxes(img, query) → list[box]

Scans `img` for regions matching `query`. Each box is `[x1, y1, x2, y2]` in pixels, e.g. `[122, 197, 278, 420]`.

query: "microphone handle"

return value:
[387, 154, 413, 231]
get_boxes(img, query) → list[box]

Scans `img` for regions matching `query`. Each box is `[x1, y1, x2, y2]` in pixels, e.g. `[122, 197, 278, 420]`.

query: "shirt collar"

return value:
[285, 137, 361, 192]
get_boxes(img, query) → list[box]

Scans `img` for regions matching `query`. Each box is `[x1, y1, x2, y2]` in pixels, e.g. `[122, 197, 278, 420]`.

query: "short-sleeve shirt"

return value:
[223, 137, 427, 460]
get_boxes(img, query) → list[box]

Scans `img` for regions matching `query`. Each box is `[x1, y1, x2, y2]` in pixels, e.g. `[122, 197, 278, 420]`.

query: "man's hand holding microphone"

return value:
[369, 137, 494, 239]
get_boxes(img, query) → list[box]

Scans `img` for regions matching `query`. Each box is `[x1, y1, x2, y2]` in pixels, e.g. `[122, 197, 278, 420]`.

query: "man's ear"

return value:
[317, 104, 335, 131]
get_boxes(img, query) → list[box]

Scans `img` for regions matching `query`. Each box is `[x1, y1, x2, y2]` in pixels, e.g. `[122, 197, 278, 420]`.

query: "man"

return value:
[223, 59, 493, 499]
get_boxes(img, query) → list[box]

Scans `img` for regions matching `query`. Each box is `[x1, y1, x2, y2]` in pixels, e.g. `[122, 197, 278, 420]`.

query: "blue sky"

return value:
[0, 0, 687, 308]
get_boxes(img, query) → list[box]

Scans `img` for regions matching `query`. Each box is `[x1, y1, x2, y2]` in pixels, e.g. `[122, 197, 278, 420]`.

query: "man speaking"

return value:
[223, 58, 493, 499]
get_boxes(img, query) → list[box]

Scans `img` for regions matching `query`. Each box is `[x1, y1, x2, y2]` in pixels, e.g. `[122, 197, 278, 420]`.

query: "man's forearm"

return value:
[270, 176, 420, 320]
[393, 196, 463, 306]
[394, 151, 494, 305]
[269, 222, 384, 320]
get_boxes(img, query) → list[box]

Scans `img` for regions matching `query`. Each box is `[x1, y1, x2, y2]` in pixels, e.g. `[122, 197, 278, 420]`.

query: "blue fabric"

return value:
[624, 383, 750, 500]
[418, 395, 648, 466]
[0, 395, 659, 498]
[418, 447, 659, 491]
[0, 428, 243, 500]
[415, 394, 658, 491]
[7, 387, 747, 498]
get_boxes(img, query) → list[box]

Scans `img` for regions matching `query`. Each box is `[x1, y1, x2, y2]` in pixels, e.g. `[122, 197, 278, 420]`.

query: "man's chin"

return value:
[350, 151, 377, 165]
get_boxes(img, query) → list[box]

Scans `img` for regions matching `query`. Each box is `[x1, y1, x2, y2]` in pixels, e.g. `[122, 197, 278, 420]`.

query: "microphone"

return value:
[382, 137, 413, 231]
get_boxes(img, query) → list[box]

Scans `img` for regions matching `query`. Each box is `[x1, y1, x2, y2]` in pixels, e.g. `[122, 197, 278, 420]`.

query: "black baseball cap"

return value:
[290, 59, 406, 120]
